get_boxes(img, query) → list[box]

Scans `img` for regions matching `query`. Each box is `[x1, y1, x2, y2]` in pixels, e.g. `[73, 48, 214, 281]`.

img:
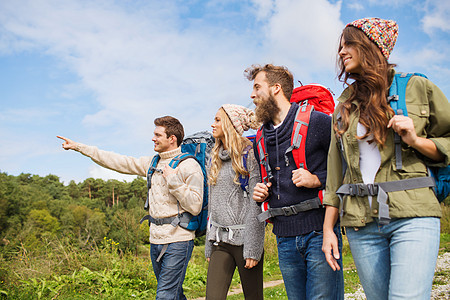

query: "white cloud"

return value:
[347, 2, 364, 11]
[0, 108, 58, 123]
[422, 0, 450, 34]
[0, 0, 258, 147]
[367, 0, 414, 6]
[251, 0, 276, 19]
[260, 0, 343, 82]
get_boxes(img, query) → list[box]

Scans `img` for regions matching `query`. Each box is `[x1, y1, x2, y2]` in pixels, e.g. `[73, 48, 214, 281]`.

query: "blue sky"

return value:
[1, 0, 449, 184]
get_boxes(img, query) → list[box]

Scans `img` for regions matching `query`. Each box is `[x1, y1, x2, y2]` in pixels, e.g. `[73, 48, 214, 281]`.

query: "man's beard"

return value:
[255, 94, 280, 124]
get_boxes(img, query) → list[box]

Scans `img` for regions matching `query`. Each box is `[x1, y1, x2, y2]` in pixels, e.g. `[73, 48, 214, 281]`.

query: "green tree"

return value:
[26, 209, 61, 236]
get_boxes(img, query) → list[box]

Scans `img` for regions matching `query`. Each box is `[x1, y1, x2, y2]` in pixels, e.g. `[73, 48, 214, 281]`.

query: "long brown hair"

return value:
[335, 26, 396, 146]
[209, 108, 252, 186]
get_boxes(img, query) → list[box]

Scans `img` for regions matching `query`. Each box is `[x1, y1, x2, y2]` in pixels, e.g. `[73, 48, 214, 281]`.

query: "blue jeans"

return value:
[346, 217, 440, 300]
[276, 225, 344, 300]
[150, 240, 194, 300]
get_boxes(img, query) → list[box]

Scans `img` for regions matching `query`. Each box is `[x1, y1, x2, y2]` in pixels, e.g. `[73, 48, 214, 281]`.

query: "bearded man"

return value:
[245, 64, 344, 300]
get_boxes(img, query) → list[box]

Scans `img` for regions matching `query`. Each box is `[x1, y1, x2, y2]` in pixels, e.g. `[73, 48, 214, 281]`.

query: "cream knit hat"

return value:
[221, 104, 259, 136]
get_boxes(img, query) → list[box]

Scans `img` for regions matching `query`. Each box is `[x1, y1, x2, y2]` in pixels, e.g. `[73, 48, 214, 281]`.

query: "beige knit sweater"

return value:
[76, 144, 204, 244]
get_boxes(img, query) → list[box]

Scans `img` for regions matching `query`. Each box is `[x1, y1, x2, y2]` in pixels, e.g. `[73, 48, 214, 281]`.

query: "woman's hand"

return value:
[244, 258, 258, 269]
[388, 115, 444, 161]
[322, 205, 341, 271]
[253, 182, 271, 202]
[322, 229, 341, 271]
[387, 115, 417, 146]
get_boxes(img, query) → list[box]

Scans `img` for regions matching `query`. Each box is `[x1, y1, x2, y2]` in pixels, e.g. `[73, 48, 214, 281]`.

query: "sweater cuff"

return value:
[243, 248, 263, 261]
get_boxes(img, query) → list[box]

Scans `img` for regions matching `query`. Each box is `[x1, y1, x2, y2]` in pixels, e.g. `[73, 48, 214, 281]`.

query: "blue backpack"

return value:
[140, 131, 214, 237]
[388, 72, 450, 202]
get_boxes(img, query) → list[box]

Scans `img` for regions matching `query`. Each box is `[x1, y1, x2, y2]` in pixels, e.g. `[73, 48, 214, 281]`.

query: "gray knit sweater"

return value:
[205, 146, 265, 261]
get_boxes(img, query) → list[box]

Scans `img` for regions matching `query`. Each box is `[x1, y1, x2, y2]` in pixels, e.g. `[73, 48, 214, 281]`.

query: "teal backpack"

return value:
[140, 131, 214, 237]
[388, 72, 450, 202]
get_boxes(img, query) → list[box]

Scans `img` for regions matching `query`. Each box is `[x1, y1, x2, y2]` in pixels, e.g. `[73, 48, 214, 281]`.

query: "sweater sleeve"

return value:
[77, 144, 151, 177]
[204, 239, 213, 259]
[308, 111, 332, 188]
[243, 150, 265, 261]
[166, 157, 204, 216]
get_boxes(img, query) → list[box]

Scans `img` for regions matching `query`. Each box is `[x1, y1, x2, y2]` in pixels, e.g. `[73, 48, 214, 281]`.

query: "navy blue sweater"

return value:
[254, 103, 331, 236]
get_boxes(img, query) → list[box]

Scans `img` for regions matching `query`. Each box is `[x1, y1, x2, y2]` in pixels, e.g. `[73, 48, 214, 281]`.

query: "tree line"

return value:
[0, 172, 151, 256]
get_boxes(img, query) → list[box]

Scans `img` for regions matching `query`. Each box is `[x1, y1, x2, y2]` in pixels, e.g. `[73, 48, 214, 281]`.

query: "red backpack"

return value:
[254, 84, 334, 222]
[255, 83, 334, 183]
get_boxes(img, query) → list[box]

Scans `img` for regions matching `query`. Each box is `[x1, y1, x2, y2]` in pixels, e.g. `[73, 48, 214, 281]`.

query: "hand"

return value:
[253, 182, 271, 202]
[207, 258, 210, 263]
[244, 258, 259, 269]
[162, 164, 177, 178]
[56, 136, 78, 150]
[292, 168, 321, 188]
[387, 115, 417, 147]
[322, 229, 341, 271]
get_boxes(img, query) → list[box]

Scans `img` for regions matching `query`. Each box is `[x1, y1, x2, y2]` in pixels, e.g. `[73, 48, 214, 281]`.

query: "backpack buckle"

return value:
[349, 184, 365, 196]
[366, 184, 378, 196]
[282, 206, 297, 216]
[387, 95, 399, 102]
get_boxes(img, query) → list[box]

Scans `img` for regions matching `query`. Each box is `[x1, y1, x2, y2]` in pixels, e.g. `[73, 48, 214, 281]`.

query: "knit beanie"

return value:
[221, 104, 259, 136]
[347, 17, 398, 60]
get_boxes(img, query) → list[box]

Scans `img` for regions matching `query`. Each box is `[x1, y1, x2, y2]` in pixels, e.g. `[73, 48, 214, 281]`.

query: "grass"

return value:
[1, 203, 449, 299]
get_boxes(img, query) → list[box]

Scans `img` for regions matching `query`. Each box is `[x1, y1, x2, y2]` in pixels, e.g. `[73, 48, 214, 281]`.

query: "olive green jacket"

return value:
[324, 71, 450, 227]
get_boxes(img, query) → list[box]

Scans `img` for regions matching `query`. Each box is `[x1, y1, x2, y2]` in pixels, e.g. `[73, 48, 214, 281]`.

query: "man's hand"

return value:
[56, 136, 78, 150]
[292, 168, 321, 188]
[162, 164, 177, 178]
[253, 182, 271, 202]
[244, 258, 259, 269]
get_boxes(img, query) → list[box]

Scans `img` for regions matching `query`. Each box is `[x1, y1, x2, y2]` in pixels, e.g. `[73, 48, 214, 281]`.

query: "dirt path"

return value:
[193, 253, 450, 300]
[193, 279, 284, 300]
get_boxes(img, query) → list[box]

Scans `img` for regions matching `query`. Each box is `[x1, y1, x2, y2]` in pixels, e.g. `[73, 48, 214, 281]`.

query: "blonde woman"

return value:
[205, 104, 265, 300]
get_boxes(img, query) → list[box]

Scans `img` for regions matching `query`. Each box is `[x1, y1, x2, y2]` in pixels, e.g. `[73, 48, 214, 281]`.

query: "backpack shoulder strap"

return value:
[238, 145, 252, 196]
[144, 154, 161, 210]
[388, 72, 428, 170]
[168, 152, 198, 169]
[388, 72, 428, 116]
[255, 126, 272, 184]
[284, 104, 313, 170]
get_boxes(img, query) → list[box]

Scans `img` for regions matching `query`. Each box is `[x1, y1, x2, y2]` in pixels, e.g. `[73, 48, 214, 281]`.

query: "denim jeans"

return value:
[276, 224, 344, 300]
[150, 240, 194, 300]
[346, 217, 440, 300]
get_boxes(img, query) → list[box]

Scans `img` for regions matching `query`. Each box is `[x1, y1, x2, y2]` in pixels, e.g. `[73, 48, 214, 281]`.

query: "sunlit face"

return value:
[251, 72, 280, 124]
[251, 72, 271, 107]
[339, 37, 362, 74]
[152, 126, 173, 153]
[211, 111, 225, 141]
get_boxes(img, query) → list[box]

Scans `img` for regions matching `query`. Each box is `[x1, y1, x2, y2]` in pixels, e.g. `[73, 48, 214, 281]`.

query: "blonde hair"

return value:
[209, 108, 252, 186]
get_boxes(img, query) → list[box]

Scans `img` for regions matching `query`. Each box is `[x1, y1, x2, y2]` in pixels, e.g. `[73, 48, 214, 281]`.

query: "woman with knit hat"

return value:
[205, 104, 265, 299]
[322, 17, 450, 299]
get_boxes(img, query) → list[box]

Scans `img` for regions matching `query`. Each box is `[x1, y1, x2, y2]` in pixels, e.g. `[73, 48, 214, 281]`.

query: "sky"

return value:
[0, 0, 449, 184]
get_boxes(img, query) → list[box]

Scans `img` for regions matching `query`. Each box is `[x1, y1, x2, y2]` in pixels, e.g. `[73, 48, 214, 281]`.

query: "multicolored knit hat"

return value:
[221, 104, 259, 136]
[347, 18, 398, 60]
